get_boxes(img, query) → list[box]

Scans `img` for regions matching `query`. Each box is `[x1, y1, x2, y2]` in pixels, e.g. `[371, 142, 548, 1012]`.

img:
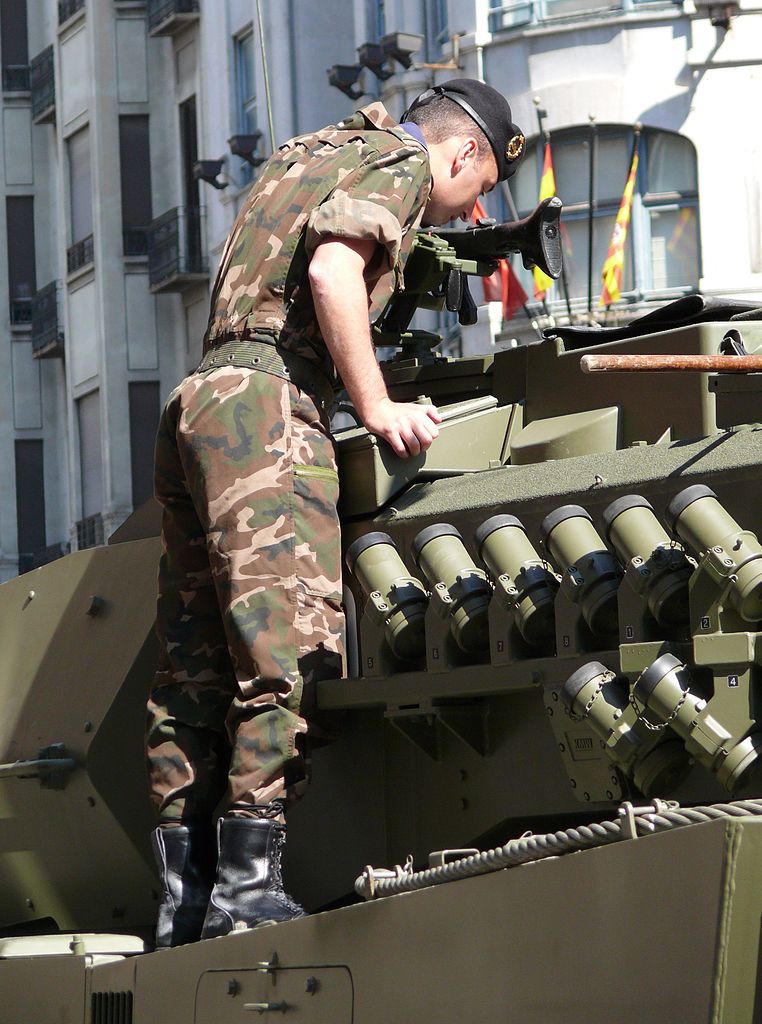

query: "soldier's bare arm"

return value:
[308, 237, 441, 458]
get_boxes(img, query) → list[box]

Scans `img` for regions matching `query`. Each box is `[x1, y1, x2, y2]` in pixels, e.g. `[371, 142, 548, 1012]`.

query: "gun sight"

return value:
[435, 196, 563, 280]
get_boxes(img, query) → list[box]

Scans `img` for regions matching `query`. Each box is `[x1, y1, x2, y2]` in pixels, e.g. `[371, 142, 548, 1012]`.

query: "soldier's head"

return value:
[404, 79, 525, 226]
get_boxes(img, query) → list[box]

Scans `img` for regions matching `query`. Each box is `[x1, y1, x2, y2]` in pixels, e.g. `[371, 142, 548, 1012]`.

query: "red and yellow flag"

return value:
[533, 143, 556, 299]
[599, 143, 639, 307]
[472, 198, 528, 322]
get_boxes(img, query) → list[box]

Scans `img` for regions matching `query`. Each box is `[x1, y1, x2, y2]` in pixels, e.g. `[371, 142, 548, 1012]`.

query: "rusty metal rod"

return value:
[580, 354, 762, 374]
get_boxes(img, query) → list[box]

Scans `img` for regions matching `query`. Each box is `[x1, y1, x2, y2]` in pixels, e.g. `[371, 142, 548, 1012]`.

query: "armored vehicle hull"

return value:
[3, 303, 762, 1021]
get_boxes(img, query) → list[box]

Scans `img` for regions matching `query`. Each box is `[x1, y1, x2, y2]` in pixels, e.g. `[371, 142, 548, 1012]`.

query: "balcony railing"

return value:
[59, 0, 85, 25]
[30, 47, 55, 123]
[147, 0, 200, 36]
[76, 513, 104, 551]
[123, 227, 149, 257]
[10, 296, 32, 325]
[32, 281, 64, 359]
[147, 206, 208, 293]
[67, 233, 94, 275]
[2, 65, 30, 92]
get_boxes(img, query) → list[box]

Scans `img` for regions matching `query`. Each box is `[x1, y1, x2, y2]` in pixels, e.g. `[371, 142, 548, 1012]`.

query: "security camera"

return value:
[193, 159, 228, 190]
[380, 31, 424, 70]
[327, 64, 365, 100]
[357, 42, 393, 81]
[228, 133, 265, 167]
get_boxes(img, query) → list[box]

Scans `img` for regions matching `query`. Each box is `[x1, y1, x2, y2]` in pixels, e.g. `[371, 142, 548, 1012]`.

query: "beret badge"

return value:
[506, 133, 525, 162]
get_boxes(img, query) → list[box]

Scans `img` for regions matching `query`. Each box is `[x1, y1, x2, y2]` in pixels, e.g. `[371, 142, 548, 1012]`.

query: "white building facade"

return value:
[0, 0, 760, 579]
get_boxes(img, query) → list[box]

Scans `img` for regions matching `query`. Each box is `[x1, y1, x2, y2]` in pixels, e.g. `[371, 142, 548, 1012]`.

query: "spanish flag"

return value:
[472, 198, 528, 322]
[600, 140, 639, 307]
[533, 143, 556, 299]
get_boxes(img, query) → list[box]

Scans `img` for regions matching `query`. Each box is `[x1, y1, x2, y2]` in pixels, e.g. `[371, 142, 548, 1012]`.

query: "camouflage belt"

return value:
[196, 338, 336, 414]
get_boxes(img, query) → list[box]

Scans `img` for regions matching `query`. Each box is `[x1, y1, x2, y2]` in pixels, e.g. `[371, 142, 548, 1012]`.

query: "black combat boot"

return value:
[151, 824, 217, 948]
[200, 817, 305, 939]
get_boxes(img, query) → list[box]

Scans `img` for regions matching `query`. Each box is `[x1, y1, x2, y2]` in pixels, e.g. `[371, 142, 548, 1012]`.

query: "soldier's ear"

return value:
[455, 137, 478, 172]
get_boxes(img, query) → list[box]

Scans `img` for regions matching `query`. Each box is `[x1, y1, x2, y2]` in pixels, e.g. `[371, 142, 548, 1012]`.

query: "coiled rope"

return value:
[355, 798, 762, 900]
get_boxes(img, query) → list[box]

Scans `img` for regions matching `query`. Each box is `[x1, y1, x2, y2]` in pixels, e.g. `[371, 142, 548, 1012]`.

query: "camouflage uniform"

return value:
[146, 103, 432, 822]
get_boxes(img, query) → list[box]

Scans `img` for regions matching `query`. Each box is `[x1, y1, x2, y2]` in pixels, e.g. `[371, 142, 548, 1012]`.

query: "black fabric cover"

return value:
[544, 295, 762, 349]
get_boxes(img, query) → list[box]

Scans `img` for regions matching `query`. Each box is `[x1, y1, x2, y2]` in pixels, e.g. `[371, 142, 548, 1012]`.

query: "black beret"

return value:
[404, 78, 525, 182]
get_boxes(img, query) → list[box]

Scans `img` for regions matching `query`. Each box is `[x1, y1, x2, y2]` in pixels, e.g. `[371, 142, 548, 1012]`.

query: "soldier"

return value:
[146, 79, 525, 947]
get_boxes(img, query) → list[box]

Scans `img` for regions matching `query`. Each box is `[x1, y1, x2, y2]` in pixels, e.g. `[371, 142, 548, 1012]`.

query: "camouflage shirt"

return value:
[203, 102, 432, 378]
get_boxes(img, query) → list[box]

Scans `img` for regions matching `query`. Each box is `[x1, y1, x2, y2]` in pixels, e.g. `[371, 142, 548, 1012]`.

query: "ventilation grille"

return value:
[91, 992, 134, 1024]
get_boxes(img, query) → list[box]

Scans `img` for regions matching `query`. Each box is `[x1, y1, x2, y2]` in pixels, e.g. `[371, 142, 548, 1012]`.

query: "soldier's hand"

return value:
[362, 399, 441, 458]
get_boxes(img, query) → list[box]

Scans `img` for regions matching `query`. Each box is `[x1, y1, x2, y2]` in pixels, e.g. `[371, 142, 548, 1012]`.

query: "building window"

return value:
[1, 0, 29, 91]
[488, 0, 674, 31]
[234, 28, 257, 184]
[6, 196, 36, 324]
[366, 0, 386, 41]
[119, 115, 153, 256]
[509, 125, 700, 313]
[179, 96, 200, 211]
[76, 390, 104, 548]
[128, 381, 160, 507]
[58, 0, 85, 26]
[67, 127, 94, 273]
[15, 439, 45, 574]
[425, 0, 449, 57]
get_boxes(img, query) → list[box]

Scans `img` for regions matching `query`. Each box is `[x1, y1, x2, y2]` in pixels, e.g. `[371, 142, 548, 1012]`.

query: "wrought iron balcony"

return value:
[59, 0, 85, 25]
[30, 47, 55, 123]
[31, 281, 64, 359]
[10, 287, 33, 326]
[147, 0, 200, 36]
[147, 206, 208, 293]
[76, 513, 104, 551]
[67, 233, 94, 275]
[2, 65, 30, 92]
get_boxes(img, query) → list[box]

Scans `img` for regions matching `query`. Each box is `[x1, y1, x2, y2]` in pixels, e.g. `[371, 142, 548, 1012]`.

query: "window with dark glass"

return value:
[6, 196, 36, 324]
[59, 0, 86, 26]
[15, 439, 45, 573]
[508, 125, 700, 313]
[119, 115, 153, 256]
[179, 95, 202, 265]
[129, 381, 160, 507]
[1, 0, 29, 91]
[366, 0, 386, 41]
[425, 0, 449, 57]
[180, 95, 199, 212]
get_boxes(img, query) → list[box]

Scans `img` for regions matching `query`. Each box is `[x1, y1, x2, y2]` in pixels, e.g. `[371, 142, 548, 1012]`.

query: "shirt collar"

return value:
[399, 122, 428, 150]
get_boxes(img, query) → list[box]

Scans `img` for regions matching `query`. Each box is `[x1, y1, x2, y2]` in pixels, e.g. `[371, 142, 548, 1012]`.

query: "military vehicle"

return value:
[3, 197, 762, 1022]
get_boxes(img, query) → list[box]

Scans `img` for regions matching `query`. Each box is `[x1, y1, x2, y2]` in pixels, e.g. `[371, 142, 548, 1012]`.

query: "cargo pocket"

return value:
[292, 463, 342, 601]
[291, 462, 345, 687]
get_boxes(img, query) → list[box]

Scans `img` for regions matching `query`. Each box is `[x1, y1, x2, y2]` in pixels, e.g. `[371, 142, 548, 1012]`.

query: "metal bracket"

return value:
[0, 743, 76, 789]
[244, 1001, 289, 1014]
[618, 798, 680, 839]
[386, 706, 441, 761]
[386, 701, 490, 760]
[254, 952, 280, 985]
[428, 848, 479, 868]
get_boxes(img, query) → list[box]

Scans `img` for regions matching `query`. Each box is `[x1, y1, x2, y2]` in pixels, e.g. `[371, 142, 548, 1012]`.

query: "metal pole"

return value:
[256, 0, 276, 154]
[581, 353, 762, 374]
[587, 115, 597, 315]
[534, 100, 572, 321]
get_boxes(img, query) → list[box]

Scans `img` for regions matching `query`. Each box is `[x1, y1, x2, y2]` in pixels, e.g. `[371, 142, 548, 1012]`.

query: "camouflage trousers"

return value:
[146, 359, 344, 824]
